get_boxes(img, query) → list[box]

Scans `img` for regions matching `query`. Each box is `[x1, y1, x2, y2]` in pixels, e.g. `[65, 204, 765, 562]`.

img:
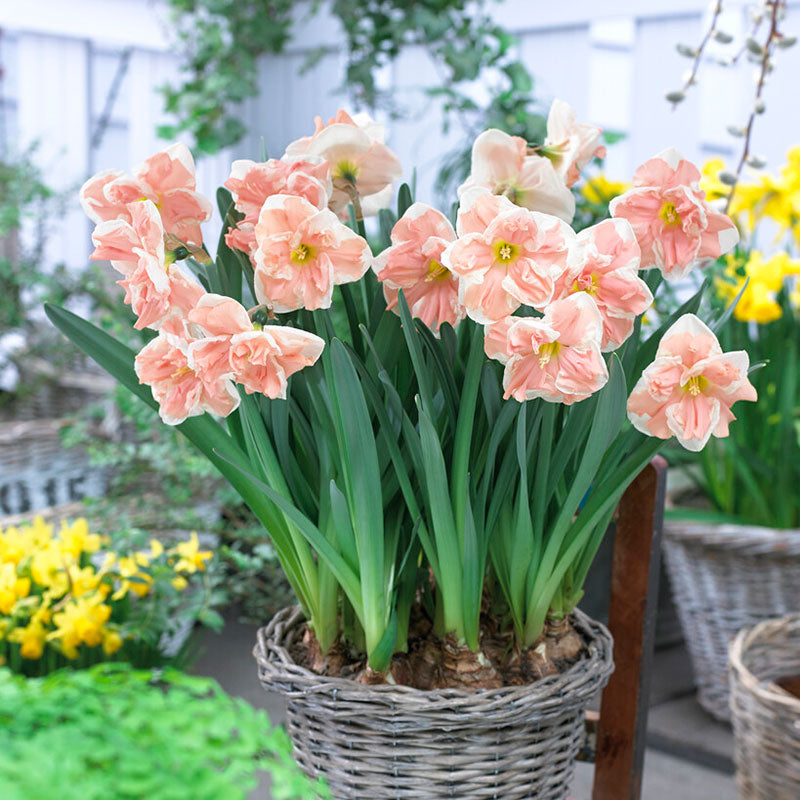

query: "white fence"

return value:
[0, 0, 798, 274]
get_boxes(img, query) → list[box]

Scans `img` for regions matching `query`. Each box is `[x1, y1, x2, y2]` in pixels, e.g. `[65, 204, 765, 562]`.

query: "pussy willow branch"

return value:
[671, 0, 725, 109]
[725, 0, 785, 214]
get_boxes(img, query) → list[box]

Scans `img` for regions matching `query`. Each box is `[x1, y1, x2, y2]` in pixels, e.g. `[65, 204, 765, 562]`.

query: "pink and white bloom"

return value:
[609, 148, 739, 282]
[627, 314, 757, 451]
[253, 194, 371, 312]
[79, 143, 212, 246]
[224, 157, 331, 258]
[284, 110, 402, 216]
[553, 218, 651, 351]
[372, 203, 464, 332]
[187, 294, 325, 398]
[457, 129, 575, 223]
[79, 169, 127, 223]
[90, 200, 204, 330]
[485, 293, 608, 404]
[544, 99, 605, 187]
[443, 192, 574, 324]
[134, 321, 239, 426]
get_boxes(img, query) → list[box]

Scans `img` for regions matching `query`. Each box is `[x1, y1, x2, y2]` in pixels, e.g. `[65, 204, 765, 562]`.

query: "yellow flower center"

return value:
[538, 341, 561, 367]
[659, 202, 681, 226]
[171, 366, 193, 379]
[333, 160, 359, 184]
[493, 239, 519, 264]
[424, 259, 450, 282]
[573, 273, 599, 296]
[291, 243, 316, 263]
[683, 375, 708, 396]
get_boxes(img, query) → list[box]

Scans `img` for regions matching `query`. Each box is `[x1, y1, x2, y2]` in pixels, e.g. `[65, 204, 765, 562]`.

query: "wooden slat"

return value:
[592, 456, 667, 800]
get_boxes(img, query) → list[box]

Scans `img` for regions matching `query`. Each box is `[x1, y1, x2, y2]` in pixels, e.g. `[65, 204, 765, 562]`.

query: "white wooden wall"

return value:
[0, 0, 798, 275]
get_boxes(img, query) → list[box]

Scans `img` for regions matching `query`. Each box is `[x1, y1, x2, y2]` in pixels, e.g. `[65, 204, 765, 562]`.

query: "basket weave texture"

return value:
[255, 605, 613, 800]
[663, 521, 800, 721]
[730, 614, 800, 800]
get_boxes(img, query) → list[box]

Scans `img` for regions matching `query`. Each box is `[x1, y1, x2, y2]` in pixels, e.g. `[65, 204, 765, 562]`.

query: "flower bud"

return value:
[719, 170, 738, 186]
[714, 30, 734, 44]
[676, 43, 698, 57]
[746, 37, 764, 55]
[754, 99, 766, 114]
[665, 90, 686, 103]
[682, 70, 698, 85]
[777, 35, 797, 49]
[746, 154, 766, 169]
[726, 125, 746, 137]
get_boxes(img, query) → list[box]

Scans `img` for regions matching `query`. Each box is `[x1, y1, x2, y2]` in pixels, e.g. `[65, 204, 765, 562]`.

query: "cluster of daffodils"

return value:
[81, 99, 757, 452]
[0, 518, 211, 670]
[700, 149, 800, 325]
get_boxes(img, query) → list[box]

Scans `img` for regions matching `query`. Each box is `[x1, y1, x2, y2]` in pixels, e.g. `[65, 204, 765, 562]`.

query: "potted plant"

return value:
[662, 150, 800, 721]
[47, 101, 756, 797]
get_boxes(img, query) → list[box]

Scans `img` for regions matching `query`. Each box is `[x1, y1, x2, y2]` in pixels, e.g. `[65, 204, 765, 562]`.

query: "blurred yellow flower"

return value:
[717, 250, 800, 324]
[49, 595, 113, 658]
[582, 174, 629, 205]
[171, 533, 212, 574]
[58, 518, 102, 558]
[0, 563, 30, 615]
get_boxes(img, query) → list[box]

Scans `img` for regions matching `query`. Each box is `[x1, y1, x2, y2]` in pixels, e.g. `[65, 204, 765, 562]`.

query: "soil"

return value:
[288, 611, 587, 691]
[776, 675, 800, 700]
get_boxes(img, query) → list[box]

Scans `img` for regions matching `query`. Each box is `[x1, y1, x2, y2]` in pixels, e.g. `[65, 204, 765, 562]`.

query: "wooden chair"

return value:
[586, 456, 668, 800]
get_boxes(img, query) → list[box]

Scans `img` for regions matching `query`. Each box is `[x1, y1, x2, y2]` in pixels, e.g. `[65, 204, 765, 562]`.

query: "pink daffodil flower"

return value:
[372, 202, 464, 332]
[610, 148, 739, 282]
[443, 192, 574, 324]
[543, 99, 605, 187]
[627, 314, 757, 451]
[553, 218, 652, 351]
[284, 110, 402, 216]
[223, 157, 331, 259]
[485, 293, 608, 404]
[79, 143, 212, 246]
[134, 319, 239, 426]
[187, 294, 325, 398]
[253, 194, 371, 312]
[90, 200, 204, 330]
[457, 128, 575, 223]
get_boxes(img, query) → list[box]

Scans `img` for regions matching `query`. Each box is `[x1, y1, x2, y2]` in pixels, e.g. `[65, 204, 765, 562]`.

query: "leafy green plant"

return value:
[160, 0, 546, 166]
[0, 663, 329, 800]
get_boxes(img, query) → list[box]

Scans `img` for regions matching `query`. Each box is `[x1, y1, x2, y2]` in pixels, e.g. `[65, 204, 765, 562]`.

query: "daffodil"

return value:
[171, 533, 212, 574]
[49, 595, 113, 658]
[57, 518, 102, 558]
[0, 563, 30, 615]
[582, 174, 629, 205]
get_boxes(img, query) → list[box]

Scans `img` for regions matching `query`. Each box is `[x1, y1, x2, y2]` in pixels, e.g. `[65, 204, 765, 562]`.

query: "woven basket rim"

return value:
[254, 605, 613, 713]
[730, 614, 800, 712]
[664, 520, 800, 553]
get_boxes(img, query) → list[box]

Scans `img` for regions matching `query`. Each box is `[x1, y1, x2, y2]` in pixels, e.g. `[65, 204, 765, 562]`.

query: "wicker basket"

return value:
[255, 606, 613, 800]
[730, 615, 800, 799]
[663, 521, 800, 721]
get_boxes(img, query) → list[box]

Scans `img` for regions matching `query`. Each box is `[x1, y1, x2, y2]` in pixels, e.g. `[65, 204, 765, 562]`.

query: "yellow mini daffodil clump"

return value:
[716, 251, 800, 324]
[0, 517, 214, 675]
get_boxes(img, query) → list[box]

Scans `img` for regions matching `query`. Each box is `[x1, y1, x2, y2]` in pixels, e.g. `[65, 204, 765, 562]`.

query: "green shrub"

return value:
[0, 663, 328, 800]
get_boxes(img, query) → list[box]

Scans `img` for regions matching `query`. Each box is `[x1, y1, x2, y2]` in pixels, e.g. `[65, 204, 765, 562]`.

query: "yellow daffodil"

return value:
[0, 562, 30, 615]
[716, 250, 800, 324]
[171, 533, 212, 574]
[700, 158, 731, 203]
[49, 595, 113, 658]
[112, 556, 152, 600]
[102, 629, 123, 656]
[57, 518, 102, 558]
[581, 174, 629, 205]
[9, 621, 47, 660]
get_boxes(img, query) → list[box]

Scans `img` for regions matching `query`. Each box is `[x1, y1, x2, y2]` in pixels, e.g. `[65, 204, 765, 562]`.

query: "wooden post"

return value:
[592, 456, 667, 800]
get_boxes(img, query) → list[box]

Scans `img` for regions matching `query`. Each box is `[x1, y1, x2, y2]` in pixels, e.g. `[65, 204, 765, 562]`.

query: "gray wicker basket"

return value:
[255, 605, 613, 800]
[730, 615, 800, 799]
[663, 521, 800, 721]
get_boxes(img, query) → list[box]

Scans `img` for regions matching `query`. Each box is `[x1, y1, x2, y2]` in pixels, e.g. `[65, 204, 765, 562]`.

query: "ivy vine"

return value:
[160, 0, 547, 186]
